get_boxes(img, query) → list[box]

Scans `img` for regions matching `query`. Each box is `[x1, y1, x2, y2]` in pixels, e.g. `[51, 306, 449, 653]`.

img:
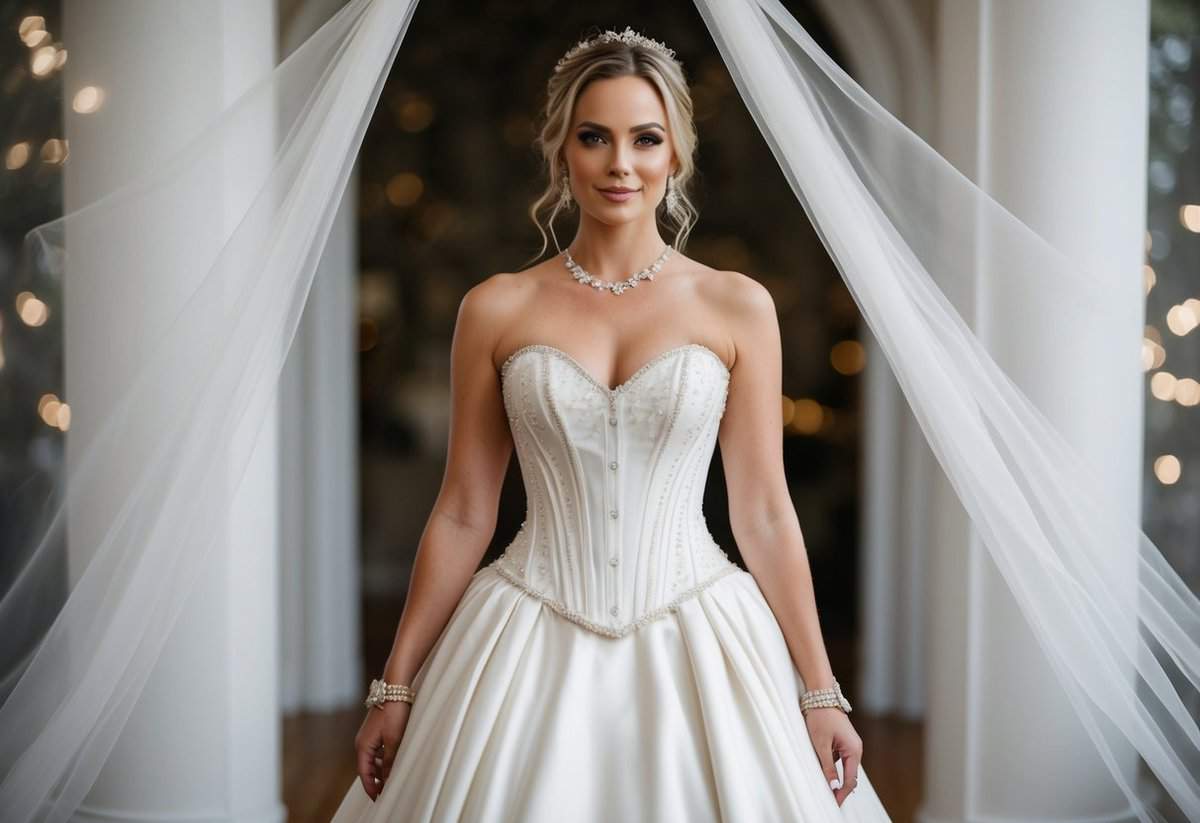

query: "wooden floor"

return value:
[282, 630, 925, 822]
[283, 707, 922, 822]
[283, 707, 363, 823]
[282, 707, 922, 822]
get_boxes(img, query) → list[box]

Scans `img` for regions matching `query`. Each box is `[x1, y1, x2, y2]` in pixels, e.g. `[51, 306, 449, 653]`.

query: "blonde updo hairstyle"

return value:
[524, 29, 699, 267]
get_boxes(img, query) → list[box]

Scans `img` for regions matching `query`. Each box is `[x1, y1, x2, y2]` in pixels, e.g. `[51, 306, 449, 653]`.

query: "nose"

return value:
[608, 144, 633, 179]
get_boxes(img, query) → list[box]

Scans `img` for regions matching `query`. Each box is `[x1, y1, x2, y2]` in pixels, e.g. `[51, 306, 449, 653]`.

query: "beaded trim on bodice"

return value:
[500, 341, 730, 397]
[487, 558, 740, 639]
[493, 341, 738, 639]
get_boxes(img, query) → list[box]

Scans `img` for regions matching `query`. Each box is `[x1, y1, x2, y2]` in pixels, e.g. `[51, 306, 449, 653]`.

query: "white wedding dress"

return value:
[329, 342, 892, 822]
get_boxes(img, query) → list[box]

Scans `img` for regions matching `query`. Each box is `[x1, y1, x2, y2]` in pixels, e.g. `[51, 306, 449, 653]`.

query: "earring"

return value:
[558, 166, 573, 210]
[664, 174, 680, 212]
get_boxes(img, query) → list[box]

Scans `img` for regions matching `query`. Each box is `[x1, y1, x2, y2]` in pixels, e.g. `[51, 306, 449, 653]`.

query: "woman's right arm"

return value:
[378, 278, 515, 686]
[355, 276, 517, 799]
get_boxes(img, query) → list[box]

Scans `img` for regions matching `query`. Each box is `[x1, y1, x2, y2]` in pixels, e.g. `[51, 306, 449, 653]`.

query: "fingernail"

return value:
[830, 778, 841, 790]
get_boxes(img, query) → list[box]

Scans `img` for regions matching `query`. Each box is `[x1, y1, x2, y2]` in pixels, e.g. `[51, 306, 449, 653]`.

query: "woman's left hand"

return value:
[804, 707, 862, 807]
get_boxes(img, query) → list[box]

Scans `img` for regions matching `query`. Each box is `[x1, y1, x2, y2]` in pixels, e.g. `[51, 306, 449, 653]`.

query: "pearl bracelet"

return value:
[364, 677, 416, 709]
[800, 677, 852, 715]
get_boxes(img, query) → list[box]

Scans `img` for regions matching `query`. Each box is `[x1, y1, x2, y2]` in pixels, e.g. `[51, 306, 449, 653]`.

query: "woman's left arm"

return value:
[715, 271, 862, 805]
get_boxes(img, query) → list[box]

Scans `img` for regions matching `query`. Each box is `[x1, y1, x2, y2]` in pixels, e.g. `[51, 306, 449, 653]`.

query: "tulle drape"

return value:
[0, 1, 417, 819]
[0, 1, 1196, 822]
[692, 1, 1199, 818]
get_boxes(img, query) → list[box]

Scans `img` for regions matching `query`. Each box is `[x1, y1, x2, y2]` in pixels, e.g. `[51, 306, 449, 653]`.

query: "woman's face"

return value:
[562, 75, 677, 225]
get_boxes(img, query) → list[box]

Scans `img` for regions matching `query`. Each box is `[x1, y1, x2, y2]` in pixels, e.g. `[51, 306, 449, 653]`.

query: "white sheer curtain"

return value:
[0, 2, 414, 819]
[0, 1, 1196, 822]
[693, 2, 1199, 819]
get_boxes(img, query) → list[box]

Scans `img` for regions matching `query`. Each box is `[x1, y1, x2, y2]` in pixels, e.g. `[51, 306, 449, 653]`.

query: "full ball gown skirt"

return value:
[329, 342, 893, 822]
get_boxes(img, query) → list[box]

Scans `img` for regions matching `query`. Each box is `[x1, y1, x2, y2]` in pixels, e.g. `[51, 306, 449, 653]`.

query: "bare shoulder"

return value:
[465, 255, 561, 309]
[684, 264, 776, 370]
[457, 270, 546, 369]
[702, 267, 775, 318]
[465, 269, 542, 319]
[455, 273, 520, 353]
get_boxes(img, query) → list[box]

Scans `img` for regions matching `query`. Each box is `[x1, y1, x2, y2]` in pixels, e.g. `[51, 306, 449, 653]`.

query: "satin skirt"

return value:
[327, 564, 893, 822]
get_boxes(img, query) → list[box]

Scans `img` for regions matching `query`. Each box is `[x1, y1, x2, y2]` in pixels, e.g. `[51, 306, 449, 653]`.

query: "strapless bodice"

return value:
[489, 342, 739, 638]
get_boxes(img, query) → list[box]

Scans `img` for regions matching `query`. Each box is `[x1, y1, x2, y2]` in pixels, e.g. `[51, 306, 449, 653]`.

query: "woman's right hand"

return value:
[354, 701, 412, 802]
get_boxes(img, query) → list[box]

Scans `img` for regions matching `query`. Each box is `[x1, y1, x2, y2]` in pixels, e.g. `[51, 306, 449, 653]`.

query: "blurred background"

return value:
[1, 1, 1196, 821]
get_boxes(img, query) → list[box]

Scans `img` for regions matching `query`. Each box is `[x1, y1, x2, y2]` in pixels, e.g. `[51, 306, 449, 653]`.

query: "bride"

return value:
[338, 28, 890, 822]
[1, 3, 1197, 822]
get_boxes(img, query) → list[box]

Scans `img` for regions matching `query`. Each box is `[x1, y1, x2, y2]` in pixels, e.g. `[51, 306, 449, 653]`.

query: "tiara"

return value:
[555, 26, 677, 72]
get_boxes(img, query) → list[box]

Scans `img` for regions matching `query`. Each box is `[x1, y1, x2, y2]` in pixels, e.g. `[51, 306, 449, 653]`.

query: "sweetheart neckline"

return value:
[500, 342, 730, 395]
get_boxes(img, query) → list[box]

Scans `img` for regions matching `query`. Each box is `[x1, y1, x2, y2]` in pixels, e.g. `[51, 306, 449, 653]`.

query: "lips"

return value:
[598, 186, 641, 202]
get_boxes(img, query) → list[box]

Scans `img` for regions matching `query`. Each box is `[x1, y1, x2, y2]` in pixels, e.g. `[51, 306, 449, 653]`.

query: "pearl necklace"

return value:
[563, 244, 672, 296]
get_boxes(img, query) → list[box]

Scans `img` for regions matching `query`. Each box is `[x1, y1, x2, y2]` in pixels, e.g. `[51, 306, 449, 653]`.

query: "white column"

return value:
[923, 2, 1148, 821]
[860, 340, 937, 719]
[277, 0, 363, 716]
[815, 0, 937, 718]
[279, 168, 362, 712]
[63, 2, 285, 821]
[859, 331, 904, 709]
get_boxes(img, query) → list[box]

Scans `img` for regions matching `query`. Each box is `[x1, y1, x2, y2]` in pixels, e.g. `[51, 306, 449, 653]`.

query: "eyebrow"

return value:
[575, 120, 665, 133]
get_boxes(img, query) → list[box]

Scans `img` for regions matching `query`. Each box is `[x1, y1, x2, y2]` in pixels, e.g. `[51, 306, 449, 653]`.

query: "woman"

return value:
[333, 27, 891, 822]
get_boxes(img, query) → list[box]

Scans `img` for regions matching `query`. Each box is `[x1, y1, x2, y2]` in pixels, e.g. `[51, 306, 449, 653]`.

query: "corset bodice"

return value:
[489, 342, 739, 638]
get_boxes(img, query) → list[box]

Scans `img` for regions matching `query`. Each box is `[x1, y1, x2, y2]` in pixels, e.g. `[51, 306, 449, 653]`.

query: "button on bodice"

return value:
[492, 343, 736, 638]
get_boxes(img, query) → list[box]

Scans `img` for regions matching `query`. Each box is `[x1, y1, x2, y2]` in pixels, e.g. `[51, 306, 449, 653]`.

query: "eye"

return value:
[576, 131, 664, 147]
